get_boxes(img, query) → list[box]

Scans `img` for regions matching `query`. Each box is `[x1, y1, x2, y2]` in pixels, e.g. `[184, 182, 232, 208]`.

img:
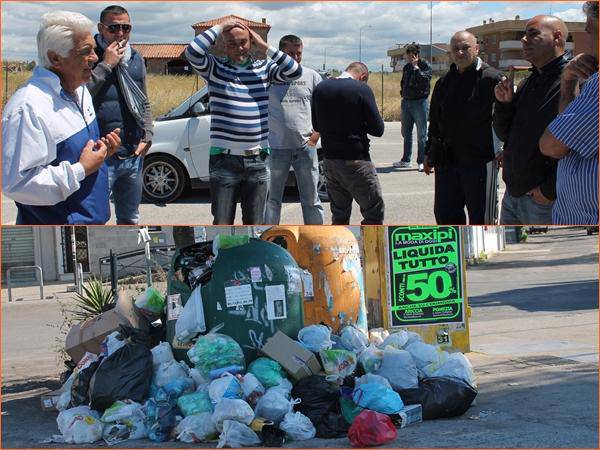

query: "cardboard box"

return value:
[260, 330, 322, 381]
[397, 404, 423, 428]
[65, 295, 148, 363]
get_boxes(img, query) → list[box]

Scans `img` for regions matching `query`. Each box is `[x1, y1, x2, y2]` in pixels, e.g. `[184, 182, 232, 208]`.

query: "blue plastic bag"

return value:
[351, 382, 404, 414]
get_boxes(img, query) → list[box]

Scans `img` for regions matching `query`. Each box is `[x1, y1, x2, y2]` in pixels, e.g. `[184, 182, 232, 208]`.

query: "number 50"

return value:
[406, 271, 452, 301]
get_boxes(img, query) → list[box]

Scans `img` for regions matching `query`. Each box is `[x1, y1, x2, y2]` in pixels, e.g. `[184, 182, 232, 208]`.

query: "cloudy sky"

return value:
[1, 1, 587, 70]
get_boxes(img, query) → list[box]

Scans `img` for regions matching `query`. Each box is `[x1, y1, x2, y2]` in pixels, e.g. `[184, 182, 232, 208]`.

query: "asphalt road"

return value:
[1, 227, 597, 448]
[0, 122, 507, 225]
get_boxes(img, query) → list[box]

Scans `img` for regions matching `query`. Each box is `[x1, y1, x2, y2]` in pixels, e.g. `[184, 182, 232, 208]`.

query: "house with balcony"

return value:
[387, 43, 450, 73]
[467, 16, 586, 70]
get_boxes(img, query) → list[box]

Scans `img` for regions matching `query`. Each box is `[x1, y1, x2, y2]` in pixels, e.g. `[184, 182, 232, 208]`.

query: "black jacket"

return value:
[494, 55, 568, 199]
[312, 77, 384, 161]
[401, 59, 432, 100]
[426, 60, 502, 167]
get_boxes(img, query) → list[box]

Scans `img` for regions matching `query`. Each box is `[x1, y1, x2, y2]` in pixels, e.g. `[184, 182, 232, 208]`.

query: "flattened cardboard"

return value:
[65, 294, 148, 363]
[260, 331, 321, 381]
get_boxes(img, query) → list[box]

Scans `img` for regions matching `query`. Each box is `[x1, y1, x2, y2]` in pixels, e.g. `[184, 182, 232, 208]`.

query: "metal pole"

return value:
[4, 62, 8, 105]
[429, 1, 433, 63]
[145, 240, 152, 287]
[323, 48, 326, 70]
[359, 28, 362, 62]
[70, 226, 78, 292]
[110, 249, 118, 301]
[381, 64, 384, 115]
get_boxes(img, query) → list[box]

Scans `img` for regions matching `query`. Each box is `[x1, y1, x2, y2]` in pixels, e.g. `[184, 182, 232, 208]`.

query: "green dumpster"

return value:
[166, 238, 305, 365]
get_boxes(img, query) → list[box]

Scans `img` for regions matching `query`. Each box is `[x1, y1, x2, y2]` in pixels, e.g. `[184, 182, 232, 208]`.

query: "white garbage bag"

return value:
[208, 373, 243, 404]
[339, 325, 369, 355]
[239, 373, 265, 406]
[151, 342, 174, 367]
[406, 341, 449, 377]
[254, 389, 298, 425]
[376, 346, 418, 390]
[212, 398, 255, 431]
[380, 330, 422, 350]
[297, 324, 334, 352]
[358, 344, 384, 373]
[267, 377, 293, 399]
[432, 352, 476, 386]
[280, 411, 316, 440]
[368, 328, 390, 346]
[175, 286, 206, 343]
[154, 359, 191, 387]
[57, 406, 103, 444]
[175, 412, 218, 443]
[354, 373, 392, 390]
[217, 420, 261, 448]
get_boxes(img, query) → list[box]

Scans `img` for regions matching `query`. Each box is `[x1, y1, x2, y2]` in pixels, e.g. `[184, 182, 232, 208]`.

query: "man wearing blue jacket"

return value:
[2, 11, 120, 224]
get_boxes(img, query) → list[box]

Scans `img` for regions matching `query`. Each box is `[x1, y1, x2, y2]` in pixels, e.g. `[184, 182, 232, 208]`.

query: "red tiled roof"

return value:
[192, 14, 270, 29]
[132, 44, 187, 59]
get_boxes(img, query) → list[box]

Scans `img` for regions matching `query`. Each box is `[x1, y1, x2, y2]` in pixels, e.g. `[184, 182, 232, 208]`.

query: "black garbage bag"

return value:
[396, 376, 477, 420]
[89, 328, 153, 411]
[261, 424, 286, 447]
[315, 412, 350, 438]
[292, 375, 339, 422]
[70, 357, 102, 407]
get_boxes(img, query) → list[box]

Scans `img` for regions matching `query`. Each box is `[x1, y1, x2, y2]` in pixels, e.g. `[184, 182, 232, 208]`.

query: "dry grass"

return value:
[8, 69, 530, 122]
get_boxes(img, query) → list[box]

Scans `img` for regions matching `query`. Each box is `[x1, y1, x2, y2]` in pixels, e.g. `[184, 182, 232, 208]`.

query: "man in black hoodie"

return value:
[312, 62, 385, 225]
[424, 31, 502, 225]
[494, 15, 569, 225]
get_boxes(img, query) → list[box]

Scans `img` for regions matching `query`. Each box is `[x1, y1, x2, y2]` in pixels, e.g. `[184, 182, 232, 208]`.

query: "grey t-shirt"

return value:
[268, 66, 322, 149]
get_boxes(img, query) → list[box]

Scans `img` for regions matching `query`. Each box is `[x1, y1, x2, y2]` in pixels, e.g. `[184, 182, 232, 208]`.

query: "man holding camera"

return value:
[424, 31, 502, 224]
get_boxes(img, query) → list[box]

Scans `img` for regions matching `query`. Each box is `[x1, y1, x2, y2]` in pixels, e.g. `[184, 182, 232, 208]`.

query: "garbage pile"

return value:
[47, 291, 478, 447]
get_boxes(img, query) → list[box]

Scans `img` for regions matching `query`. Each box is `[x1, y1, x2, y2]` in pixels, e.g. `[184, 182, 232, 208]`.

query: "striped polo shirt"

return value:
[548, 72, 599, 225]
[185, 25, 302, 151]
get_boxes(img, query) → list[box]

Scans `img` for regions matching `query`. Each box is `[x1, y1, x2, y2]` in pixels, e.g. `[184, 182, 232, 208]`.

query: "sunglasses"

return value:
[101, 23, 132, 33]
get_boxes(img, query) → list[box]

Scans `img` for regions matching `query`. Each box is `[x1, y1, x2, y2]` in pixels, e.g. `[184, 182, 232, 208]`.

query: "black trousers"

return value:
[323, 159, 385, 225]
[434, 163, 487, 225]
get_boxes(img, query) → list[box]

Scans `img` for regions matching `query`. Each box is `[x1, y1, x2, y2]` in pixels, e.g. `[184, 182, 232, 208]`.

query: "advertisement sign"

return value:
[387, 226, 464, 327]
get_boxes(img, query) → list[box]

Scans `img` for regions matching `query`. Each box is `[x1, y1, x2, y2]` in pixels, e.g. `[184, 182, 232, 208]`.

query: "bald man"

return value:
[312, 62, 385, 224]
[493, 15, 570, 225]
[424, 31, 502, 224]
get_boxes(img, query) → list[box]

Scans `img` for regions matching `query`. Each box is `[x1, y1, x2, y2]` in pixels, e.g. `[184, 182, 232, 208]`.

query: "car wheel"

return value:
[317, 153, 329, 202]
[142, 155, 187, 203]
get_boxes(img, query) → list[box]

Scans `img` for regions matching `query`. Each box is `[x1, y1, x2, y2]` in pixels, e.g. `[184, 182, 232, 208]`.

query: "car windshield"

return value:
[160, 86, 209, 119]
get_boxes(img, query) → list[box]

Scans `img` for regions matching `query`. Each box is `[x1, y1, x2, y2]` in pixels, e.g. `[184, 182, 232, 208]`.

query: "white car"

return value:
[142, 87, 327, 203]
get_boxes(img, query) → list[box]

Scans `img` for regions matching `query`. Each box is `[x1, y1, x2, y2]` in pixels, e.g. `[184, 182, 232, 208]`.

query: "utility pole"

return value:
[429, 0, 433, 63]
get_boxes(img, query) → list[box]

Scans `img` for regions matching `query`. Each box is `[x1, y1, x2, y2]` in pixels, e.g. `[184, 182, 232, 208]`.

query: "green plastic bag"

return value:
[134, 286, 165, 317]
[319, 349, 357, 382]
[177, 391, 213, 416]
[340, 396, 363, 425]
[248, 357, 285, 388]
[187, 329, 245, 377]
[213, 235, 250, 256]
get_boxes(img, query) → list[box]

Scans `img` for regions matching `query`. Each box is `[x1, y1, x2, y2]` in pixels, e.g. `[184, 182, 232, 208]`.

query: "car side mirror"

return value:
[191, 102, 205, 116]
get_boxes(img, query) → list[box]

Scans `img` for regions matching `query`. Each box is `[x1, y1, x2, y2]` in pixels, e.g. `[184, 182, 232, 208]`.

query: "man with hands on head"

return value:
[493, 15, 570, 225]
[185, 19, 302, 225]
[89, 4, 153, 225]
[540, 1, 599, 225]
[2, 11, 121, 225]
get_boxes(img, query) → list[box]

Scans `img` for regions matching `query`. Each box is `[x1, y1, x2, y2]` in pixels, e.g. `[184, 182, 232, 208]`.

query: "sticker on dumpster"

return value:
[167, 294, 183, 321]
[301, 270, 314, 299]
[249, 266, 262, 283]
[225, 283, 253, 308]
[265, 284, 287, 320]
[387, 226, 464, 327]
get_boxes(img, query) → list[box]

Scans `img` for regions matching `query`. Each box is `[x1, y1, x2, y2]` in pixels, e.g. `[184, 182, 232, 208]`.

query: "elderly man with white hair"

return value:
[2, 10, 120, 224]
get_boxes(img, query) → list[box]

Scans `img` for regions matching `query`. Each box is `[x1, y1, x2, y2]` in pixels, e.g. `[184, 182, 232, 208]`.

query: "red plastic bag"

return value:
[348, 410, 397, 447]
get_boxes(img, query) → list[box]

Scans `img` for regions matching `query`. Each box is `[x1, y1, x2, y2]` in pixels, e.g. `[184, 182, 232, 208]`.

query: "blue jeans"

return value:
[265, 145, 324, 225]
[500, 191, 554, 225]
[401, 98, 428, 164]
[209, 153, 270, 225]
[106, 151, 144, 225]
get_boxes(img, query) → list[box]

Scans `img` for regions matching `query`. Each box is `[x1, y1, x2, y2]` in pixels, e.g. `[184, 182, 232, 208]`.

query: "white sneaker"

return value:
[393, 161, 412, 168]
[418, 163, 424, 172]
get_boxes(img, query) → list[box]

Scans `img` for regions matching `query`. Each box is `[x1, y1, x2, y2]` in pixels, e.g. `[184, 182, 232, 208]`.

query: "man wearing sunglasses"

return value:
[88, 4, 153, 224]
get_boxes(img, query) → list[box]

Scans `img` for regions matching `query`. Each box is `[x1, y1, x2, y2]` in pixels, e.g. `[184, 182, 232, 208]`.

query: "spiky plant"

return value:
[70, 277, 116, 322]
